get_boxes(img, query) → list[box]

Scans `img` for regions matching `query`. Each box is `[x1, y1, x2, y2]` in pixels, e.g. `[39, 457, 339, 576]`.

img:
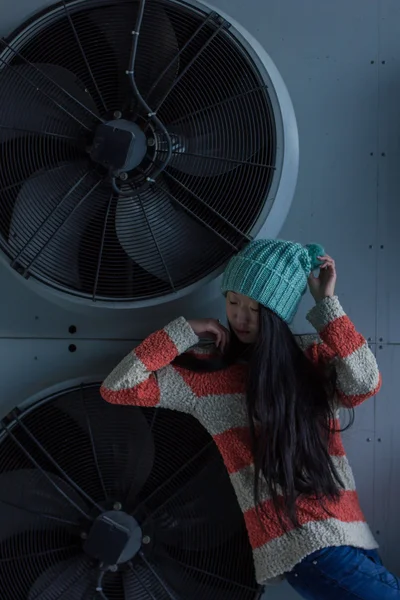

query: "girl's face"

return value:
[226, 291, 260, 344]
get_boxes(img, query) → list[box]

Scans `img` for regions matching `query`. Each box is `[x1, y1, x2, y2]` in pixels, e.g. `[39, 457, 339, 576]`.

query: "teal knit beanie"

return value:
[221, 239, 325, 323]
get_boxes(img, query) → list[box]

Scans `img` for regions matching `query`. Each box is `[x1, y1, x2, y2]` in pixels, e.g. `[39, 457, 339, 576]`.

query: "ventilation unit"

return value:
[0, 0, 298, 308]
[0, 384, 262, 599]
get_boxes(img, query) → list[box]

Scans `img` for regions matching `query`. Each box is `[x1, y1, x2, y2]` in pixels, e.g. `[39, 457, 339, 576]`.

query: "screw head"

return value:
[147, 138, 156, 147]
[119, 172, 128, 181]
[113, 502, 122, 511]
[109, 565, 118, 572]
[114, 110, 122, 119]
[80, 531, 88, 540]
[142, 535, 151, 545]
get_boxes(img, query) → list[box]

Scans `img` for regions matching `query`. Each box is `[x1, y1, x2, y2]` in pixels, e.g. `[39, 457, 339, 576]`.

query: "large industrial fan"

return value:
[0, 0, 297, 306]
[0, 384, 262, 600]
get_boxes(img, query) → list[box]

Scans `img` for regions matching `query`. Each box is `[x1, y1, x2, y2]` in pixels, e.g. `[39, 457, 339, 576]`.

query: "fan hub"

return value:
[90, 119, 147, 173]
[83, 510, 143, 565]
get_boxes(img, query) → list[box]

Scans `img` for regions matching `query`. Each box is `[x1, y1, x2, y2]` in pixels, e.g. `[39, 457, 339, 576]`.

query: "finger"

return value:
[226, 332, 231, 351]
[215, 330, 222, 348]
[318, 254, 334, 262]
[223, 330, 230, 352]
[207, 321, 225, 335]
[220, 332, 226, 352]
[319, 260, 334, 270]
[319, 256, 335, 268]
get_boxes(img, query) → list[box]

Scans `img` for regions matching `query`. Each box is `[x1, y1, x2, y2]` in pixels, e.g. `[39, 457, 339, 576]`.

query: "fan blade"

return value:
[124, 559, 189, 600]
[149, 552, 243, 600]
[88, 4, 179, 108]
[155, 461, 243, 551]
[8, 161, 104, 288]
[28, 556, 94, 600]
[115, 184, 218, 284]
[0, 468, 89, 541]
[0, 63, 99, 142]
[167, 102, 261, 177]
[58, 398, 155, 508]
[127, 553, 239, 600]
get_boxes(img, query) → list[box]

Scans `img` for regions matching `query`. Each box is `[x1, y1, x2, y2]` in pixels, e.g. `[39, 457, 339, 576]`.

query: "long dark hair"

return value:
[174, 305, 354, 529]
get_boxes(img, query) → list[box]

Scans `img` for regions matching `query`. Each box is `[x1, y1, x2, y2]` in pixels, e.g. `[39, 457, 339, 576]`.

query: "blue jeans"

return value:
[286, 546, 400, 599]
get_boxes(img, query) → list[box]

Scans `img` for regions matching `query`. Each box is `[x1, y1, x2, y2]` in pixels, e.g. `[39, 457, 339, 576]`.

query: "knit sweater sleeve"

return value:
[100, 317, 199, 408]
[305, 296, 381, 407]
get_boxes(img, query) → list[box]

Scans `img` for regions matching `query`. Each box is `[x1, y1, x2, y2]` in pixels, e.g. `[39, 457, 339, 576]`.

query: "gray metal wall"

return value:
[1, 1, 399, 599]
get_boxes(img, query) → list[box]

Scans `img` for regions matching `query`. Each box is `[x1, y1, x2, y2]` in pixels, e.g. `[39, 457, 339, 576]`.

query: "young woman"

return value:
[101, 239, 396, 599]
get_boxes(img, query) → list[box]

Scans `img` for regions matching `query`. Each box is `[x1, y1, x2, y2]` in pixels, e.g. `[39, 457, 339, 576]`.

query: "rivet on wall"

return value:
[69, 344, 77, 353]
[69, 325, 77, 335]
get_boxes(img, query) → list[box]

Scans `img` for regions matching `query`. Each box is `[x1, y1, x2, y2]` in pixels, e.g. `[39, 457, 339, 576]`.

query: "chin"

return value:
[237, 331, 256, 343]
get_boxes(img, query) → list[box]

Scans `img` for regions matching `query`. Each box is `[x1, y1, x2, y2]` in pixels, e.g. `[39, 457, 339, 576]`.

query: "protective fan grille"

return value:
[0, 384, 261, 600]
[0, 0, 277, 302]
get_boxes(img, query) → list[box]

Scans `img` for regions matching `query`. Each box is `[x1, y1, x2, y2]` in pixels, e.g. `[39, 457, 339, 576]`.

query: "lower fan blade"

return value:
[28, 556, 94, 600]
[115, 184, 217, 284]
[150, 552, 241, 600]
[155, 461, 242, 551]
[58, 399, 155, 508]
[0, 63, 99, 142]
[8, 161, 103, 288]
[88, 4, 179, 107]
[124, 559, 186, 600]
[0, 468, 89, 541]
[168, 103, 261, 177]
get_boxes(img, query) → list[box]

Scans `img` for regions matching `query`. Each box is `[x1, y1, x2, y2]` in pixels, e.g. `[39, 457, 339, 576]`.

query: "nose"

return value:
[236, 311, 250, 328]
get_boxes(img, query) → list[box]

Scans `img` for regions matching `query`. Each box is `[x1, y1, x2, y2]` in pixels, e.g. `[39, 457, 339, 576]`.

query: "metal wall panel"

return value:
[373, 344, 400, 574]
[0, 338, 136, 415]
[376, 0, 400, 344]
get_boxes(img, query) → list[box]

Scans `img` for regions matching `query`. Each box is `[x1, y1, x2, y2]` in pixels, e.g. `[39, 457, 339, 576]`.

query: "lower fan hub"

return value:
[90, 119, 147, 172]
[83, 510, 143, 565]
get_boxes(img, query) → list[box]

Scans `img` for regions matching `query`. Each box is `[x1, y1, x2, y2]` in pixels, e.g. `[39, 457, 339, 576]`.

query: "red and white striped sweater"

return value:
[101, 296, 381, 583]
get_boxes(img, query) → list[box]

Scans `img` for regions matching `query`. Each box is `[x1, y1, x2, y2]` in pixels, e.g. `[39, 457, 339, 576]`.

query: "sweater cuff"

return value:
[164, 317, 199, 355]
[306, 296, 346, 332]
